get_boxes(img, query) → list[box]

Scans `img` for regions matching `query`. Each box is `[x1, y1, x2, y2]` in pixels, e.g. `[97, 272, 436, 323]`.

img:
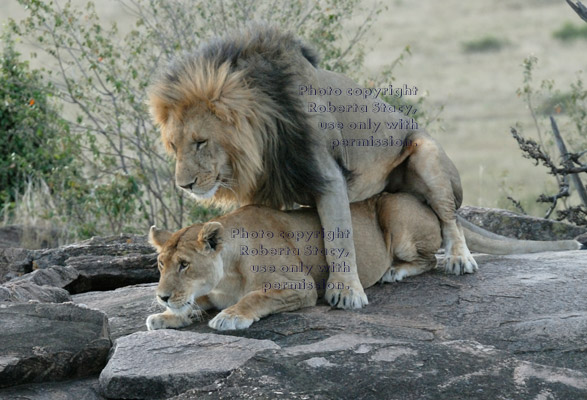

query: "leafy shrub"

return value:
[462, 35, 509, 53]
[553, 21, 587, 42]
[0, 34, 74, 207]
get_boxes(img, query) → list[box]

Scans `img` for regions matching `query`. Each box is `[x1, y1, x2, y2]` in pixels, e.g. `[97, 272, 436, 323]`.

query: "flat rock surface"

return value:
[99, 330, 280, 399]
[72, 283, 159, 339]
[166, 250, 587, 399]
[10, 265, 79, 289]
[0, 377, 105, 400]
[0, 302, 111, 388]
[0, 280, 71, 303]
[170, 338, 587, 400]
[2, 247, 586, 399]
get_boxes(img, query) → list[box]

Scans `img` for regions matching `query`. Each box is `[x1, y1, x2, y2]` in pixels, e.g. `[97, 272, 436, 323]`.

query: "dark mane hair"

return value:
[149, 24, 329, 208]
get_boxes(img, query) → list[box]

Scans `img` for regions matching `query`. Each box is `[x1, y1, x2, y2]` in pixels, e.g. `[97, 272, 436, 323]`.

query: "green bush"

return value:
[0, 34, 74, 207]
[553, 22, 587, 42]
[462, 36, 509, 53]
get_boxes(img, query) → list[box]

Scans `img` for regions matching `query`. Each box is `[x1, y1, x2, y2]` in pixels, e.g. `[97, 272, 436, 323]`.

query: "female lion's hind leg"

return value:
[393, 134, 478, 275]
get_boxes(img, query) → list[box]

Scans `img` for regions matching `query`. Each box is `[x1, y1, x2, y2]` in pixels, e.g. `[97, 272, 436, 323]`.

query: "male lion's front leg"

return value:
[208, 288, 316, 330]
[316, 174, 368, 309]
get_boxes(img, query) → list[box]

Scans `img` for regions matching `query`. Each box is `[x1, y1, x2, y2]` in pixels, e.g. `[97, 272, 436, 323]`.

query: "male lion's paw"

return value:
[380, 267, 407, 283]
[208, 311, 255, 331]
[146, 313, 169, 331]
[325, 279, 368, 309]
[444, 252, 478, 275]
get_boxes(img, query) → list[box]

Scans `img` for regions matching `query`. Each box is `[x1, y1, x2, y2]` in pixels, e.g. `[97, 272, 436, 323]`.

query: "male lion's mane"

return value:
[149, 24, 330, 208]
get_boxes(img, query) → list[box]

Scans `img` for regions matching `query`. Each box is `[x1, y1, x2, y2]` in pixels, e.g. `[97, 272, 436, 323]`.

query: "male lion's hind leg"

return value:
[399, 135, 478, 275]
[209, 288, 317, 331]
[146, 308, 194, 330]
[380, 259, 437, 283]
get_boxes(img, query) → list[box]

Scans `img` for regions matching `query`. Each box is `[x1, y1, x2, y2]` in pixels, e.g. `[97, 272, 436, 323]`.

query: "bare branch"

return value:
[550, 116, 587, 207]
[566, 0, 587, 22]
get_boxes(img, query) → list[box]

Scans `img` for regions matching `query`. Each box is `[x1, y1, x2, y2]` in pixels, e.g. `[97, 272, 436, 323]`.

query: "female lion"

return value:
[146, 192, 580, 331]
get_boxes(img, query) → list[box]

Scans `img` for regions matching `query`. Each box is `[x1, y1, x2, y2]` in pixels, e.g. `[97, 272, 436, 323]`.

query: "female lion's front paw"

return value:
[146, 311, 192, 330]
[146, 313, 168, 330]
[208, 310, 255, 330]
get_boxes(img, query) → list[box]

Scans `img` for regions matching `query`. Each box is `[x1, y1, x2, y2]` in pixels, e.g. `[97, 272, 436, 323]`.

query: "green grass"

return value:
[553, 22, 587, 42]
[461, 36, 509, 53]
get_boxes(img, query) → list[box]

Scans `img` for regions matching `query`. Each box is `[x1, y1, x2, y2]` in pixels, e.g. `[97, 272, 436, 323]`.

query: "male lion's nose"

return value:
[158, 294, 170, 303]
[179, 178, 197, 191]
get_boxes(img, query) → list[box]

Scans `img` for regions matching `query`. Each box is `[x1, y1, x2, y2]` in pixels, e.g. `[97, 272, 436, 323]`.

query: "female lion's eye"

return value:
[196, 140, 207, 150]
[158, 261, 164, 271]
[170, 142, 177, 153]
[179, 261, 189, 271]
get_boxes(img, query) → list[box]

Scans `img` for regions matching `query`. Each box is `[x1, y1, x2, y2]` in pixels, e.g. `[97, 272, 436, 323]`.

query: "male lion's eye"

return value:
[196, 140, 207, 150]
[179, 261, 189, 271]
[170, 142, 177, 154]
[158, 261, 164, 271]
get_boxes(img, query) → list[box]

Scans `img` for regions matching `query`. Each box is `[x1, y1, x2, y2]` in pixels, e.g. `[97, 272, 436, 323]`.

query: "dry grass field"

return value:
[2, 0, 586, 216]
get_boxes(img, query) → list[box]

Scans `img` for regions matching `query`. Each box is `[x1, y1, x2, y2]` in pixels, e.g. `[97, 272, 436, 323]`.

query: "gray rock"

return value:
[0, 302, 111, 388]
[0, 225, 22, 248]
[458, 206, 586, 240]
[0, 247, 34, 283]
[10, 265, 79, 289]
[0, 377, 104, 399]
[170, 338, 587, 400]
[0, 224, 63, 250]
[1, 234, 158, 293]
[168, 250, 587, 399]
[0, 280, 71, 303]
[65, 253, 158, 293]
[99, 330, 280, 399]
[32, 234, 152, 271]
[72, 283, 159, 339]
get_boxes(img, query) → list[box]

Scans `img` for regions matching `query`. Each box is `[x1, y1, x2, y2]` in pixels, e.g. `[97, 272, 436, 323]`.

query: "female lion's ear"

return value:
[198, 222, 224, 252]
[149, 225, 172, 252]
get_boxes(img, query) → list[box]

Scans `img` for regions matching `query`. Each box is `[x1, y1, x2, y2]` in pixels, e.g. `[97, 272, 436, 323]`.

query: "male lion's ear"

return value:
[149, 225, 172, 252]
[149, 89, 170, 127]
[198, 222, 224, 253]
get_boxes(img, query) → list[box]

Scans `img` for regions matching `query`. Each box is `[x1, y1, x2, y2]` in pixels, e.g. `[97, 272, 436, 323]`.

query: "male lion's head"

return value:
[149, 59, 269, 205]
[148, 25, 328, 209]
[149, 222, 224, 313]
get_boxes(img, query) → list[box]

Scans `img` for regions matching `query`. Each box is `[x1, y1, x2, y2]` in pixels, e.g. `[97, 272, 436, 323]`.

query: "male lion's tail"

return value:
[457, 215, 584, 254]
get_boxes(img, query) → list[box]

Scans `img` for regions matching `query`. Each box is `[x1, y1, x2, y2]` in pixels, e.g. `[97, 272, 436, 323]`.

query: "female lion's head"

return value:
[148, 222, 224, 313]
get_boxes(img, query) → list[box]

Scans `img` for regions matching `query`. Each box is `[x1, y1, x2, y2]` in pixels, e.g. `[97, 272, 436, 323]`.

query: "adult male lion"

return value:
[149, 24, 473, 309]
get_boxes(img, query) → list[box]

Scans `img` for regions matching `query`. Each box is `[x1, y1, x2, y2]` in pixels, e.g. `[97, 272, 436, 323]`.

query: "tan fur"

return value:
[146, 193, 441, 331]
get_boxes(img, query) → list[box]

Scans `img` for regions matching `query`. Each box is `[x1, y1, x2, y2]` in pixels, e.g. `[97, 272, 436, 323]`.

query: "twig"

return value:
[507, 196, 526, 214]
[537, 183, 570, 218]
